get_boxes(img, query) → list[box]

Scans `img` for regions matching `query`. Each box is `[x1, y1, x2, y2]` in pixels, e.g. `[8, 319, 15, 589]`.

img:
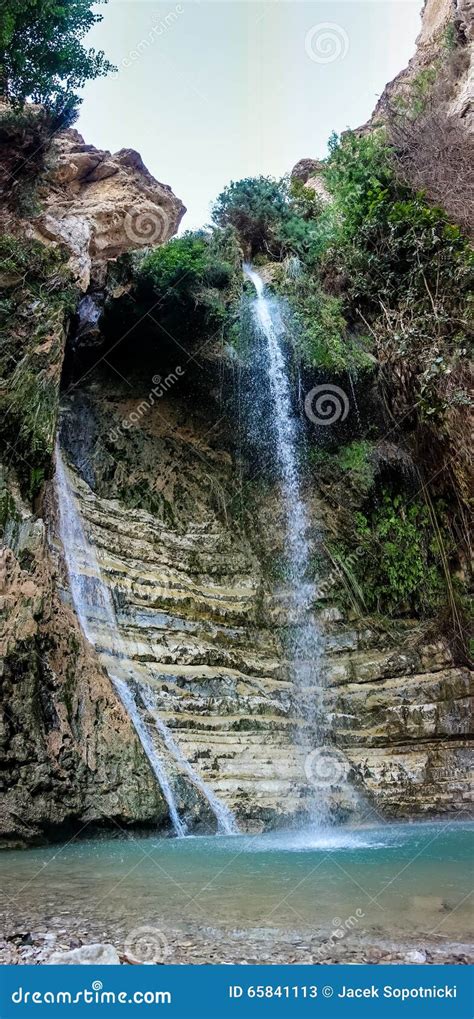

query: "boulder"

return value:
[48, 943, 121, 965]
[32, 130, 186, 289]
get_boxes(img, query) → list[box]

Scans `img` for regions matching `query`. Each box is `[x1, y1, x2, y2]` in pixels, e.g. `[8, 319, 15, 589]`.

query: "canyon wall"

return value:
[51, 367, 472, 830]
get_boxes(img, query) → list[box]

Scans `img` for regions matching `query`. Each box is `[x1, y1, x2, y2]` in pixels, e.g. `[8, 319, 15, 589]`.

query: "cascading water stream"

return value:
[244, 265, 330, 824]
[54, 443, 237, 836]
[139, 685, 237, 835]
[112, 677, 187, 837]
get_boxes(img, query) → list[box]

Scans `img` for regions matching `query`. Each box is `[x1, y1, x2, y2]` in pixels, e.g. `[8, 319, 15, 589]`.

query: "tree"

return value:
[0, 0, 114, 115]
[212, 176, 291, 258]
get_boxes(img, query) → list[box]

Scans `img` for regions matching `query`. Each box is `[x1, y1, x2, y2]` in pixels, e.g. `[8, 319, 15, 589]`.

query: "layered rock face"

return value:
[54, 384, 304, 830]
[52, 376, 473, 828]
[0, 473, 164, 844]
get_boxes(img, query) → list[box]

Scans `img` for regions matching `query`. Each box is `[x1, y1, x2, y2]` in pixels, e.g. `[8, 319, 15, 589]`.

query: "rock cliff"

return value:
[372, 0, 473, 129]
[34, 132, 186, 289]
[52, 366, 472, 828]
[0, 105, 186, 290]
[0, 110, 185, 843]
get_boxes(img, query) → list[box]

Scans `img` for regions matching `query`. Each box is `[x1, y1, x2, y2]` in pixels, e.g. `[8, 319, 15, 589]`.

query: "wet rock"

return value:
[48, 943, 121, 965]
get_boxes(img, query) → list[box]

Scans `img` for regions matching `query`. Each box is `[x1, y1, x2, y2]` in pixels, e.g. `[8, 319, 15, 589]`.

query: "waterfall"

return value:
[244, 265, 329, 824]
[112, 677, 187, 837]
[54, 443, 237, 837]
[139, 685, 237, 835]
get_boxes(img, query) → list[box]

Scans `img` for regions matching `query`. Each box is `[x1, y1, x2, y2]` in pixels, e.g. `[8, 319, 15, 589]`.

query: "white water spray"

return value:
[54, 444, 237, 836]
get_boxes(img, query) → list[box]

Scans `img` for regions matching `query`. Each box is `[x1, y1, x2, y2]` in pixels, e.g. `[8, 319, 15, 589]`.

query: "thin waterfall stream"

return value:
[244, 265, 332, 825]
[54, 443, 237, 837]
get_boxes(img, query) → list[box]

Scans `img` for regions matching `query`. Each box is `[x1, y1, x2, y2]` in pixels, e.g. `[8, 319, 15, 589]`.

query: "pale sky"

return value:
[78, 0, 424, 229]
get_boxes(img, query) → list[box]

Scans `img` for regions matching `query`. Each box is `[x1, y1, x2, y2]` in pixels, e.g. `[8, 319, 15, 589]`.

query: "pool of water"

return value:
[1, 821, 472, 960]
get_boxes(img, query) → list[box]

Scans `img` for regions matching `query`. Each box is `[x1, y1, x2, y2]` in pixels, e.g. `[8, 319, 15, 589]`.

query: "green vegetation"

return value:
[213, 126, 471, 639]
[212, 175, 323, 262]
[0, 236, 75, 496]
[0, 0, 114, 116]
[277, 271, 374, 375]
[309, 440, 376, 494]
[100, 102, 471, 643]
[110, 229, 243, 345]
[350, 491, 448, 617]
[322, 130, 472, 320]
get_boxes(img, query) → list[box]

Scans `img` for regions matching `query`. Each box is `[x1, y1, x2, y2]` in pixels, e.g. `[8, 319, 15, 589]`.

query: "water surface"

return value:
[2, 821, 472, 960]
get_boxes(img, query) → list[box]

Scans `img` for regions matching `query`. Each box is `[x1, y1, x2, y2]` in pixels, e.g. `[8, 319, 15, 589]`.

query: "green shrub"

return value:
[104, 229, 243, 353]
[309, 440, 376, 499]
[212, 175, 327, 262]
[212, 177, 291, 258]
[352, 491, 447, 616]
[323, 130, 472, 314]
[0, 237, 75, 496]
[336, 440, 376, 494]
[275, 269, 374, 375]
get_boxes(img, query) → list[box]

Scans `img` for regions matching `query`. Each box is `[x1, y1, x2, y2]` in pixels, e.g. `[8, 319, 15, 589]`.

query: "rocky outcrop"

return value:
[372, 0, 473, 129]
[0, 104, 186, 290]
[291, 158, 330, 202]
[33, 131, 186, 289]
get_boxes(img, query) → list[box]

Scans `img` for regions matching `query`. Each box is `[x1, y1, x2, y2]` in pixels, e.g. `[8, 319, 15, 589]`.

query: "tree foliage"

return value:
[212, 175, 324, 261]
[212, 176, 290, 257]
[0, 0, 114, 115]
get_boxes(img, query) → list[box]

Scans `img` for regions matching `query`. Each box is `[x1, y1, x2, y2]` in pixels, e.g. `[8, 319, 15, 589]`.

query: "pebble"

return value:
[404, 949, 427, 964]
[0, 920, 471, 967]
